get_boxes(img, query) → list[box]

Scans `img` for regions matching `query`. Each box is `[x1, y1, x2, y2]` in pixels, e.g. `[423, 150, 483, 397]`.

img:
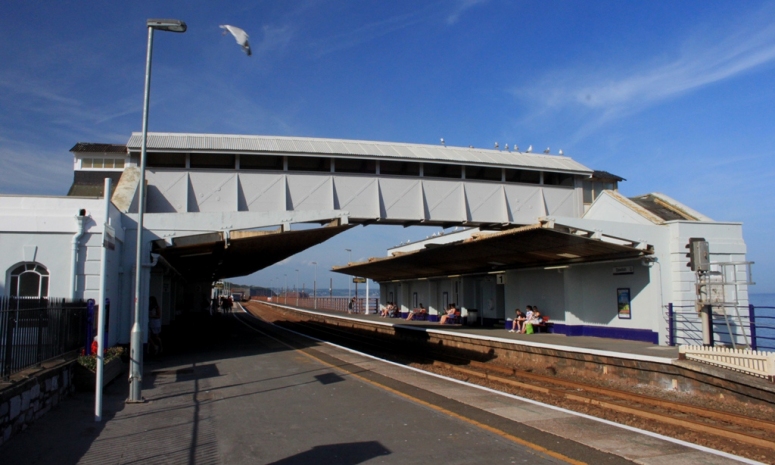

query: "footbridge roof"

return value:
[127, 132, 593, 174]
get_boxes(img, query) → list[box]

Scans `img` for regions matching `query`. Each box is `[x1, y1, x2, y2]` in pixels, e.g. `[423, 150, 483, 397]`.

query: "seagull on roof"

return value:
[526, 145, 533, 153]
[220, 25, 252, 56]
[544, 147, 550, 154]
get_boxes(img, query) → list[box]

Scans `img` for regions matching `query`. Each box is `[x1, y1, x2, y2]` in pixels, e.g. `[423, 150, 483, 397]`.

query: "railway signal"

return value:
[686, 237, 709, 272]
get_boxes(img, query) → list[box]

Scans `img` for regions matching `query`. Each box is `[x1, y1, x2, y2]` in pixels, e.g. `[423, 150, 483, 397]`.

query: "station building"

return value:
[0, 133, 751, 347]
[342, 190, 749, 344]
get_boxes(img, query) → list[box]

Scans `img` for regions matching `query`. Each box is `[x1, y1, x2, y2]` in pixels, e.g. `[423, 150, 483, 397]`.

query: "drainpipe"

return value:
[71, 210, 87, 300]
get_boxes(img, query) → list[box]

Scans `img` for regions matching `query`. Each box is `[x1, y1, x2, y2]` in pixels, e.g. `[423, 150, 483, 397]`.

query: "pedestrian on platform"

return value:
[148, 296, 163, 355]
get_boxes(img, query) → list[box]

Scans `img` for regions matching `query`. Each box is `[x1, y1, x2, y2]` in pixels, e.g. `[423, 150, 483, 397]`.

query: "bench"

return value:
[533, 316, 553, 333]
[444, 310, 462, 324]
[407, 308, 428, 321]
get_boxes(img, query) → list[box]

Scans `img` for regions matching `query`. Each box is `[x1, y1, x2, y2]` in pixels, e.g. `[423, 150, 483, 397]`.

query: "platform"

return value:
[0, 311, 755, 464]
[264, 304, 680, 361]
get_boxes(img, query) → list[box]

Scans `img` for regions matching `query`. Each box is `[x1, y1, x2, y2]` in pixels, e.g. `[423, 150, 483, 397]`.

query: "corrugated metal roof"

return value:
[127, 132, 593, 174]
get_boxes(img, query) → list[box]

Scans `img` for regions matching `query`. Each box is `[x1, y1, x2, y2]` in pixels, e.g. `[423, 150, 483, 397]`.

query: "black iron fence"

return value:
[666, 303, 775, 351]
[0, 297, 89, 379]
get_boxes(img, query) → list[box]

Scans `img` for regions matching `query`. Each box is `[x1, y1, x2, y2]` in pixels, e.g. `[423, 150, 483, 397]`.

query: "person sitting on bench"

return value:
[406, 303, 427, 321]
[439, 304, 457, 324]
[509, 308, 525, 333]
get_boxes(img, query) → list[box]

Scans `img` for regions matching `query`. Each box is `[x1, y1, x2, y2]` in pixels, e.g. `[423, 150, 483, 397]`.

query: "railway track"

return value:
[242, 302, 775, 462]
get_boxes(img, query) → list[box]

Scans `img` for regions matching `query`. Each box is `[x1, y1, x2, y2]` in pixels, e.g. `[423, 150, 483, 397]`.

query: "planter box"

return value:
[74, 358, 126, 392]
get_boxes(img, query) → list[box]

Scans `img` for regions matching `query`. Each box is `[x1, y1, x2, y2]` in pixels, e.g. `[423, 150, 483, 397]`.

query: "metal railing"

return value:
[666, 303, 775, 352]
[0, 297, 88, 379]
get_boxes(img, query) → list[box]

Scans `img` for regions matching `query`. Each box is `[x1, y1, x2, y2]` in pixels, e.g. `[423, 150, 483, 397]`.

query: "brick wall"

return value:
[0, 361, 75, 446]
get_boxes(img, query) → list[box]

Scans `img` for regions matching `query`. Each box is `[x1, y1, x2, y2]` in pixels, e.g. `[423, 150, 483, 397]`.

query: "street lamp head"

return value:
[147, 18, 187, 33]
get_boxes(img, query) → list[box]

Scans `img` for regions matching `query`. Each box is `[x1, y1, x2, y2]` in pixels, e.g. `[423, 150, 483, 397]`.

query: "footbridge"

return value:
[94, 132, 606, 281]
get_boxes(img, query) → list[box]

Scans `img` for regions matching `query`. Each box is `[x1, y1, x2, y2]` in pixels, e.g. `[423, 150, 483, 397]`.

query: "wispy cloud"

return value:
[0, 142, 72, 195]
[446, 0, 488, 25]
[310, 10, 429, 57]
[511, 6, 775, 137]
[249, 24, 296, 59]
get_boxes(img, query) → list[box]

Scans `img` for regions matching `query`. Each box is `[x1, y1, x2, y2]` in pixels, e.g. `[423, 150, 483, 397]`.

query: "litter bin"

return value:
[505, 318, 513, 331]
[466, 309, 478, 326]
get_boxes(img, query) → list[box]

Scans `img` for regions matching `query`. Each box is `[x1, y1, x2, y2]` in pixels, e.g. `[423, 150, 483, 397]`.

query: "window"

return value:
[190, 153, 235, 169]
[423, 163, 462, 179]
[335, 158, 376, 174]
[543, 172, 574, 187]
[147, 152, 186, 168]
[287, 156, 331, 172]
[413, 292, 418, 308]
[380, 160, 420, 176]
[466, 166, 502, 182]
[505, 169, 540, 184]
[80, 158, 125, 169]
[583, 180, 616, 204]
[9, 263, 49, 298]
[240, 155, 283, 171]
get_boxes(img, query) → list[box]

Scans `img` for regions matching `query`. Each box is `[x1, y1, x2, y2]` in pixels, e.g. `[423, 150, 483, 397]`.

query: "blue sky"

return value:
[1, 1, 774, 292]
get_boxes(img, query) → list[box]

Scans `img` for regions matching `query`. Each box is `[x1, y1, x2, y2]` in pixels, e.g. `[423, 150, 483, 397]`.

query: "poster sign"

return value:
[613, 266, 633, 275]
[352, 277, 366, 283]
[617, 288, 631, 319]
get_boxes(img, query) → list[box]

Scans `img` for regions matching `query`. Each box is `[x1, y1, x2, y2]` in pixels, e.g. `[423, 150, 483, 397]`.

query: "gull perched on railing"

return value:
[220, 25, 252, 56]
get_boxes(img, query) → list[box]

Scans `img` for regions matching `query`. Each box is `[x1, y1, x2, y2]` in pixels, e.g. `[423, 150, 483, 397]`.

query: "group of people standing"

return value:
[509, 305, 543, 334]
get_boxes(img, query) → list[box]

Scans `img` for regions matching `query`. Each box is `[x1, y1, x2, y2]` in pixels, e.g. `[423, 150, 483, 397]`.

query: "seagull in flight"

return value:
[220, 25, 252, 56]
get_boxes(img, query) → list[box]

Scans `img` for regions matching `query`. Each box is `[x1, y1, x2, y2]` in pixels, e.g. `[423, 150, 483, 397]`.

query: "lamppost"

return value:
[311, 261, 317, 309]
[129, 18, 187, 404]
[284, 274, 287, 305]
[295, 269, 299, 306]
[345, 248, 352, 299]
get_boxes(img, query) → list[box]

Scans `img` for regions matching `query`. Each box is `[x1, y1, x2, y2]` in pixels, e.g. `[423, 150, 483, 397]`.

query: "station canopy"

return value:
[153, 223, 353, 282]
[332, 223, 652, 282]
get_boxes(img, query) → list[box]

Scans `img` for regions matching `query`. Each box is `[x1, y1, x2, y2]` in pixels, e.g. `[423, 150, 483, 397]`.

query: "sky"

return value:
[1, 1, 774, 293]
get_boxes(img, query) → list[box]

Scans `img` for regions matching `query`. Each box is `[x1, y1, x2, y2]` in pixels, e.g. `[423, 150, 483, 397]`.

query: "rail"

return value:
[0, 297, 88, 379]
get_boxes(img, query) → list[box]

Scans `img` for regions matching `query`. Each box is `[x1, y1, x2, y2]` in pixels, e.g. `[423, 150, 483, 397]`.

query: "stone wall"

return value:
[0, 360, 75, 447]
